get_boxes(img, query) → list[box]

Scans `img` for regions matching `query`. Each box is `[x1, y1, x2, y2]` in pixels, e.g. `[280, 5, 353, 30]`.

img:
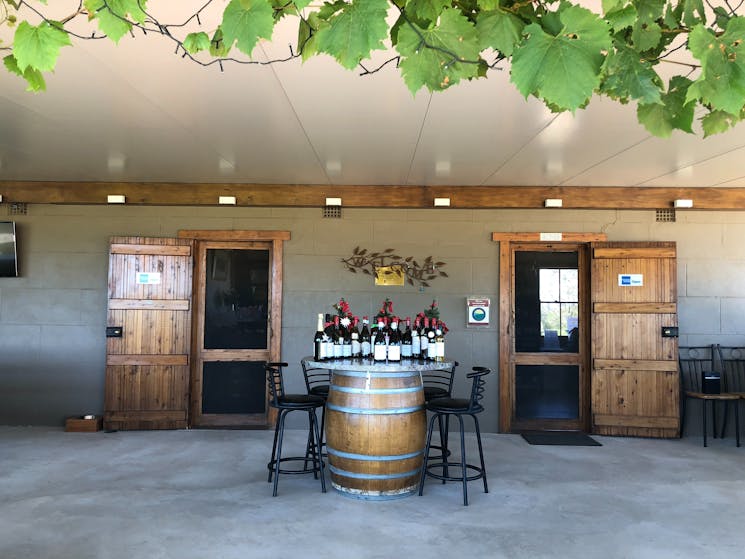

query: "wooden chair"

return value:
[679, 346, 740, 447]
[715, 345, 745, 444]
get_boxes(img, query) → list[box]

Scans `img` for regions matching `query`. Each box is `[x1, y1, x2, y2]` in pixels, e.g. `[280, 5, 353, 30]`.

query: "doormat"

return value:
[521, 431, 602, 446]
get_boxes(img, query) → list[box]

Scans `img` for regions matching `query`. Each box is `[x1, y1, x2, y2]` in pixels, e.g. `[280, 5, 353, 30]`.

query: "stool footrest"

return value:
[424, 461, 486, 483]
[267, 456, 324, 476]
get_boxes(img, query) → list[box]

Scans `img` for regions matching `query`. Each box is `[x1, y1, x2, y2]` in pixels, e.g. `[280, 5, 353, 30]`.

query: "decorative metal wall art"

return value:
[341, 247, 448, 287]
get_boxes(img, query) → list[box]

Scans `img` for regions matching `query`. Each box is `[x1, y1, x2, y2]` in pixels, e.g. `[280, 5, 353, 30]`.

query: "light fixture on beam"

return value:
[325, 197, 342, 206]
[107, 195, 126, 204]
[544, 198, 563, 208]
[434, 197, 451, 207]
[218, 196, 237, 205]
[673, 199, 693, 208]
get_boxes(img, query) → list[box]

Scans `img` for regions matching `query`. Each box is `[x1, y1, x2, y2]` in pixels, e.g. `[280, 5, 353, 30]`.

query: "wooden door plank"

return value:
[593, 247, 676, 259]
[593, 302, 676, 313]
[593, 414, 678, 428]
[108, 299, 190, 311]
[111, 244, 192, 256]
[107, 354, 189, 366]
[594, 359, 678, 371]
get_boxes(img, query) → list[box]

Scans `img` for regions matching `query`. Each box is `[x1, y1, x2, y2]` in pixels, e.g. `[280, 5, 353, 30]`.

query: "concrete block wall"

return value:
[1, 204, 744, 434]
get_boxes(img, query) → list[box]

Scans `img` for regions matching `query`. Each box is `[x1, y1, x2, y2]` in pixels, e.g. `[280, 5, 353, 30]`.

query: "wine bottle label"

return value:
[412, 336, 420, 355]
[361, 341, 371, 356]
[420, 336, 428, 350]
[436, 341, 445, 358]
[343, 343, 352, 357]
[316, 342, 326, 360]
[334, 344, 343, 358]
[428, 343, 437, 359]
[401, 343, 412, 358]
[373, 343, 387, 361]
[388, 345, 401, 361]
[351, 340, 361, 355]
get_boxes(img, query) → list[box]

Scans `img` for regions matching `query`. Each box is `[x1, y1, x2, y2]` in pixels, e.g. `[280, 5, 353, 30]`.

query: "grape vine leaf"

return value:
[84, 0, 148, 44]
[630, 0, 665, 52]
[4, 54, 46, 92]
[183, 32, 211, 55]
[315, 0, 389, 69]
[220, 0, 275, 57]
[637, 76, 695, 137]
[604, 4, 637, 32]
[682, 0, 706, 28]
[511, 4, 612, 111]
[396, 7, 481, 92]
[601, 46, 662, 105]
[686, 18, 745, 115]
[13, 21, 71, 73]
[701, 110, 741, 137]
[476, 9, 525, 56]
[405, 0, 450, 25]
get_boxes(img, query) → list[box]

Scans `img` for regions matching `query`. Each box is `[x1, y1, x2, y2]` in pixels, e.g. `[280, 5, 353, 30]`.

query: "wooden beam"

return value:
[492, 232, 608, 242]
[3, 181, 745, 209]
[178, 230, 291, 241]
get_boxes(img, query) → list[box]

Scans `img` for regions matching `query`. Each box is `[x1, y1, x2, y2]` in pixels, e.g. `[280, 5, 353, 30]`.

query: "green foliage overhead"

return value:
[2, 0, 745, 137]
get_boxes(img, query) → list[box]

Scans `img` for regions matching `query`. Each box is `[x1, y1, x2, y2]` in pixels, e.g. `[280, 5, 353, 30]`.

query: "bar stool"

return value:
[301, 360, 332, 454]
[418, 366, 489, 506]
[422, 361, 458, 459]
[265, 362, 326, 496]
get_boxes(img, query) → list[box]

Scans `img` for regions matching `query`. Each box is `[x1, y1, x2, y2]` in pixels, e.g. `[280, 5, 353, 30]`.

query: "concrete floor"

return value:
[1, 426, 744, 559]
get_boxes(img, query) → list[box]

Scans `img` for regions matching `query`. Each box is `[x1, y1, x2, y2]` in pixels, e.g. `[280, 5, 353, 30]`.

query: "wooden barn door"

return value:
[104, 237, 193, 430]
[591, 242, 679, 438]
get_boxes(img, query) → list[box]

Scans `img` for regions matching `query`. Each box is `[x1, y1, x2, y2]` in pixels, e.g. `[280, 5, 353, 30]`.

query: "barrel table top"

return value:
[300, 357, 456, 373]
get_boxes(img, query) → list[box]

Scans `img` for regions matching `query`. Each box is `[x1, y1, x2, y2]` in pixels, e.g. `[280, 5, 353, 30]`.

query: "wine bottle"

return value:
[387, 318, 401, 362]
[401, 316, 412, 358]
[351, 316, 361, 357]
[360, 316, 372, 358]
[434, 326, 445, 362]
[427, 318, 438, 360]
[324, 314, 335, 359]
[411, 317, 421, 358]
[333, 315, 343, 359]
[373, 320, 387, 362]
[314, 313, 326, 361]
[420, 317, 430, 359]
[342, 318, 352, 358]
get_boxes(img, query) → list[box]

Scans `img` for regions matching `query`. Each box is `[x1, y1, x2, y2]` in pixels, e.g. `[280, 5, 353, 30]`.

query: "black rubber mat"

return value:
[521, 431, 602, 446]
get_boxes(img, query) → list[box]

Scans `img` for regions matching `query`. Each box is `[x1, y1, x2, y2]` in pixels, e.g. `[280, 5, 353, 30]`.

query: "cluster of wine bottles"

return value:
[313, 313, 446, 363]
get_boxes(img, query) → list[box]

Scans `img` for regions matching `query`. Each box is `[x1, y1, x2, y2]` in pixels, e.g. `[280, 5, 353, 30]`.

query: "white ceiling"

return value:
[2, 2, 745, 189]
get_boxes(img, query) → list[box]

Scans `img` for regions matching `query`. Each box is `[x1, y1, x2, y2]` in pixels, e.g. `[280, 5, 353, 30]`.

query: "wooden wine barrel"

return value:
[325, 368, 426, 500]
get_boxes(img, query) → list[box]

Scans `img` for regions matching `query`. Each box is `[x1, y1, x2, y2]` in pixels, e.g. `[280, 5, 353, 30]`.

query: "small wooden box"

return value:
[65, 415, 103, 432]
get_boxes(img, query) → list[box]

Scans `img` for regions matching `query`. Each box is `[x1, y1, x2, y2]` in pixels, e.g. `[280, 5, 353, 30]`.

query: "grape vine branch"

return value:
[1, 0, 744, 138]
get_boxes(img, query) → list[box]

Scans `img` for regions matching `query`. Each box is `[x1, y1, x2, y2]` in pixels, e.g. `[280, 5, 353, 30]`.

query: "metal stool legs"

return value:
[418, 410, 488, 506]
[267, 407, 326, 496]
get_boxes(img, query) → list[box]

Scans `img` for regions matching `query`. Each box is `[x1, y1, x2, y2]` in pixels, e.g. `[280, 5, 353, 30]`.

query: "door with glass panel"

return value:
[190, 240, 280, 428]
[510, 243, 590, 432]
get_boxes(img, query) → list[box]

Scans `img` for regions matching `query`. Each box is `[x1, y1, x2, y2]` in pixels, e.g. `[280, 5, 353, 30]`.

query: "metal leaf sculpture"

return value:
[341, 246, 448, 287]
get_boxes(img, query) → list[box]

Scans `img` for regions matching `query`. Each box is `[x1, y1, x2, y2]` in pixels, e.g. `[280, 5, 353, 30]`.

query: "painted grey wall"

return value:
[1, 204, 744, 435]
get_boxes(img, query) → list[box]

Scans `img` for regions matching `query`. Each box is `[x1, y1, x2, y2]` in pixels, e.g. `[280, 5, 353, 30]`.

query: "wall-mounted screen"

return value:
[0, 221, 18, 277]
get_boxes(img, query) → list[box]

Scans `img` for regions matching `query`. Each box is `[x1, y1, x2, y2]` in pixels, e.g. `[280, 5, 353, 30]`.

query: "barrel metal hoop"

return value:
[329, 465, 421, 480]
[326, 447, 423, 461]
[332, 370, 422, 378]
[326, 403, 423, 415]
[329, 385, 422, 395]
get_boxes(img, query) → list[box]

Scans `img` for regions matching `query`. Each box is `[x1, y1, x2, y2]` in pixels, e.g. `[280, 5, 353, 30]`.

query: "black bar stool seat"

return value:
[419, 366, 489, 506]
[266, 362, 327, 497]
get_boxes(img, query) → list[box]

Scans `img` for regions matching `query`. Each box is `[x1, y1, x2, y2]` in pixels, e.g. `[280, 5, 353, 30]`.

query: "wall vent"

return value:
[8, 202, 28, 215]
[656, 208, 676, 222]
[323, 205, 342, 219]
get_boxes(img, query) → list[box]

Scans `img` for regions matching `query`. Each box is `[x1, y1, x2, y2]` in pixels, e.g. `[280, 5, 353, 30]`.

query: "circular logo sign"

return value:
[471, 308, 486, 322]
